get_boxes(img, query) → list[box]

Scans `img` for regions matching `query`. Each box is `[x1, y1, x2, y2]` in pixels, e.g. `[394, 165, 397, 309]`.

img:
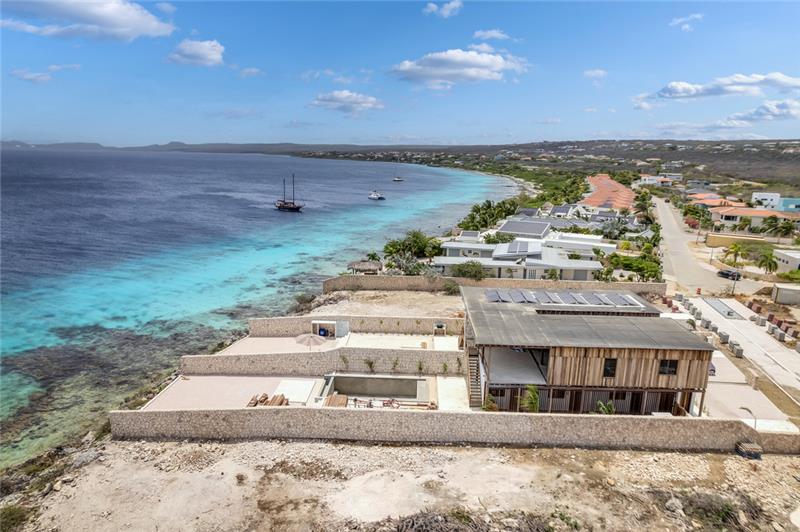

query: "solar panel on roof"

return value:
[559, 292, 577, 304]
[522, 290, 538, 303]
[572, 293, 588, 305]
[547, 292, 562, 304]
[535, 291, 552, 303]
[606, 294, 630, 306]
[597, 294, 614, 306]
[583, 293, 604, 305]
[510, 289, 527, 303]
[485, 289, 500, 302]
[497, 290, 512, 302]
[623, 295, 643, 307]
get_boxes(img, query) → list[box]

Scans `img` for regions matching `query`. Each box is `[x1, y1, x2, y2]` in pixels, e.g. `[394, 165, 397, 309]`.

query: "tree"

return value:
[735, 216, 752, 232]
[601, 218, 628, 240]
[366, 251, 380, 261]
[774, 219, 795, 243]
[522, 385, 540, 412]
[567, 251, 582, 260]
[762, 216, 780, 236]
[383, 230, 442, 258]
[757, 250, 778, 274]
[723, 243, 744, 267]
[546, 268, 561, 280]
[483, 232, 515, 244]
[450, 260, 487, 281]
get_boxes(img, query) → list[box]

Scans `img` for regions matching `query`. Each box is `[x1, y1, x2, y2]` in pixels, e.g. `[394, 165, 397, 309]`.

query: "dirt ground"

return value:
[18, 440, 800, 531]
[309, 290, 465, 318]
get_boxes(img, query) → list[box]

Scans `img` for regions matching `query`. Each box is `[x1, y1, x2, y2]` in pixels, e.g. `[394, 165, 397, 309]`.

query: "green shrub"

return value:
[0, 505, 33, 531]
[481, 394, 499, 411]
[451, 261, 487, 281]
[522, 385, 539, 412]
[443, 279, 461, 295]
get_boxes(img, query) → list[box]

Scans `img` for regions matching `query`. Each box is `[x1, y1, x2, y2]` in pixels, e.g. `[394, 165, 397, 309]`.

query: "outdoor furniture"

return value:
[257, 393, 269, 405]
[246, 395, 259, 407]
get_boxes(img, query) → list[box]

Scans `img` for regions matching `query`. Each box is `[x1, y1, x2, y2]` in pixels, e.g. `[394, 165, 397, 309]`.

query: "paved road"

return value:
[689, 297, 800, 404]
[654, 198, 764, 295]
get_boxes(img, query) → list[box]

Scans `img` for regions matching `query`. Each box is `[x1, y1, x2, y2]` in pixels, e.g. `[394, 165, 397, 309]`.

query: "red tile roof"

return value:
[579, 173, 635, 210]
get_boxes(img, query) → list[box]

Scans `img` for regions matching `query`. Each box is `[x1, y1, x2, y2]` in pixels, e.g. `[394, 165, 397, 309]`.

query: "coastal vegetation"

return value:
[458, 198, 519, 231]
[450, 261, 487, 281]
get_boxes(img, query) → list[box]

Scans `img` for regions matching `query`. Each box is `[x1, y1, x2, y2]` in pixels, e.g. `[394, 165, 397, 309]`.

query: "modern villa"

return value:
[434, 237, 610, 280]
[461, 286, 714, 415]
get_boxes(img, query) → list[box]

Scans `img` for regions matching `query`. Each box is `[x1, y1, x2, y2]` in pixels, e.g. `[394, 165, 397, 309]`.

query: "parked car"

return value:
[717, 269, 742, 280]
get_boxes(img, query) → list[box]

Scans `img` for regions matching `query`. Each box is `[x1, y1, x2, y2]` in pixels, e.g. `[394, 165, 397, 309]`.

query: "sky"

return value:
[2, 1, 799, 145]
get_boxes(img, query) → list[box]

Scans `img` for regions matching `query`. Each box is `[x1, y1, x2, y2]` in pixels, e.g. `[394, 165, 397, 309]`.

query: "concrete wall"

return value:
[180, 347, 466, 376]
[706, 233, 767, 248]
[109, 407, 799, 454]
[248, 315, 465, 337]
[772, 285, 800, 305]
[322, 275, 667, 296]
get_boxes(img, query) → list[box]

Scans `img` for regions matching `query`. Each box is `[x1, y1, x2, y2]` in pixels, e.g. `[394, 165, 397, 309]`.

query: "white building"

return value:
[774, 249, 800, 273]
[751, 192, 781, 209]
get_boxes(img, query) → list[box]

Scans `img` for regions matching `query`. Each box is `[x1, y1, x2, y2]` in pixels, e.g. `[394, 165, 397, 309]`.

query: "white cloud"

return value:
[422, 0, 462, 18]
[238, 67, 263, 78]
[11, 63, 80, 83]
[537, 118, 562, 125]
[155, 2, 176, 15]
[655, 72, 800, 99]
[468, 43, 494, 53]
[632, 93, 656, 110]
[669, 13, 703, 32]
[393, 48, 528, 90]
[47, 63, 81, 72]
[0, 1, 174, 41]
[11, 69, 52, 84]
[730, 98, 800, 122]
[310, 90, 383, 114]
[583, 69, 607, 79]
[584, 68, 607, 88]
[584, 107, 598, 113]
[168, 39, 224, 66]
[473, 29, 509, 40]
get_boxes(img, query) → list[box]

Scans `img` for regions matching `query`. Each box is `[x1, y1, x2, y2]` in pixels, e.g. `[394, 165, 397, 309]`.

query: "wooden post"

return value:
[641, 391, 648, 415]
[697, 390, 706, 417]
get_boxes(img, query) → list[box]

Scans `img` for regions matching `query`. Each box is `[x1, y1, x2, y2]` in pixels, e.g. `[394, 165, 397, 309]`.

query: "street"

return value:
[654, 198, 765, 295]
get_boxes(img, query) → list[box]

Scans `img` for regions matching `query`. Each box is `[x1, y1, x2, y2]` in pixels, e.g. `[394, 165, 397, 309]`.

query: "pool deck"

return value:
[218, 332, 461, 355]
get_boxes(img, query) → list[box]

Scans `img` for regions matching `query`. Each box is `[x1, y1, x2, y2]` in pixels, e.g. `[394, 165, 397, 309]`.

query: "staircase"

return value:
[467, 348, 482, 407]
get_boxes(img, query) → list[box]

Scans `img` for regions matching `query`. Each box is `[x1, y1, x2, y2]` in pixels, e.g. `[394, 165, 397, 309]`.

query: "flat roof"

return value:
[462, 287, 712, 351]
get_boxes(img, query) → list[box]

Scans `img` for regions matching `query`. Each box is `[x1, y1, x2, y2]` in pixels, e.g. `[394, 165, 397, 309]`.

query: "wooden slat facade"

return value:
[546, 347, 711, 390]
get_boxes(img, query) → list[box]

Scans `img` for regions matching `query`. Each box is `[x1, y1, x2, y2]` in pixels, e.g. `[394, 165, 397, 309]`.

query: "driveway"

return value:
[689, 297, 800, 402]
[654, 198, 764, 295]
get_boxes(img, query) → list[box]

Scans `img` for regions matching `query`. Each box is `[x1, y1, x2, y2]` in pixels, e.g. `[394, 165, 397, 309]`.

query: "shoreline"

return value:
[0, 159, 511, 471]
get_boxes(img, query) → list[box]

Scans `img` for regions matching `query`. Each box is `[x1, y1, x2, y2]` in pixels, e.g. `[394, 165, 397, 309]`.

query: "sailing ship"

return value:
[368, 190, 386, 200]
[275, 174, 304, 212]
[392, 176, 404, 182]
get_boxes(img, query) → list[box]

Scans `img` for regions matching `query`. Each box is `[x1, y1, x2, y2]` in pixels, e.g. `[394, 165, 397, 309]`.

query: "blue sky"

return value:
[2, 1, 799, 145]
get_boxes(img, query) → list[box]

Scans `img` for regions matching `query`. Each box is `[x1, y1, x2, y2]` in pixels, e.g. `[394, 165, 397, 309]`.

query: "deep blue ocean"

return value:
[0, 148, 508, 466]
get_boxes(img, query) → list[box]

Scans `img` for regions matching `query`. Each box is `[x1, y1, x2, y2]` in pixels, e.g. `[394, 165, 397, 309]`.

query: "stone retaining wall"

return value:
[248, 315, 464, 337]
[180, 347, 466, 376]
[109, 407, 798, 454]
[321, 275, 667, 296]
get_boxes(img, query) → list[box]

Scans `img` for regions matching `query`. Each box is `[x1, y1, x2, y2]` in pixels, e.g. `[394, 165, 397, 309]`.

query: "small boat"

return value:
[392, 176, 404, 182]
[368, 190, 386, 201]
[275, 174, 304, 212]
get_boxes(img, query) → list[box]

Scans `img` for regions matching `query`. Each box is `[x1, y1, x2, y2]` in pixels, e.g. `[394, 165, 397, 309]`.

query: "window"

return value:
[551, 389, 566, 399]
[613, 391, 626, 401]
[603, 358, 617, 378]
[659, 359, 679, 376]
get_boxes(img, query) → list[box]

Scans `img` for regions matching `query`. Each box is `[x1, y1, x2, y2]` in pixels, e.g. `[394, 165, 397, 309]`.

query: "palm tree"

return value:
[761, 216, 780, 236]
[774, 219, 795, 243]
[723, 243, 744, 267]
[735, 216, 752, 233]
[756, 250, 778, 274]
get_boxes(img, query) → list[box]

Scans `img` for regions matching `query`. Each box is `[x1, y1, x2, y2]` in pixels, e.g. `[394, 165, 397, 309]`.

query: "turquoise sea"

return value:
[0, 148, 508, 467]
